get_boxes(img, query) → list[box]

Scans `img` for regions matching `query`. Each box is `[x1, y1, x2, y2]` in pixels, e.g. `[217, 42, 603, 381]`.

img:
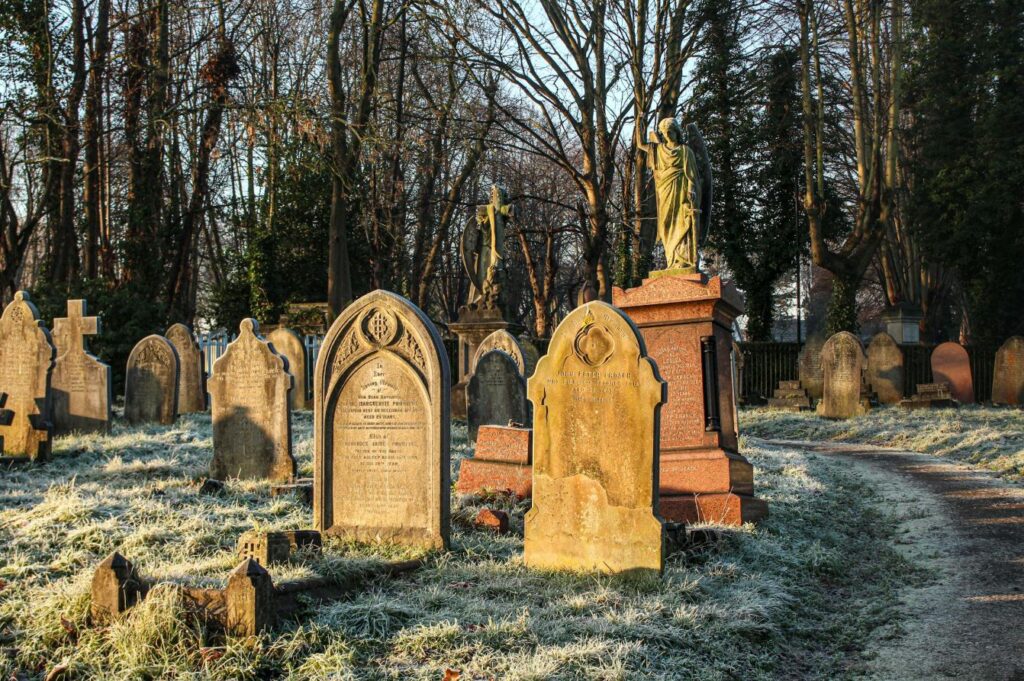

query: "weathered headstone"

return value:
[165, 323, 205, 413]
[518, 335, 541, 377]
[817, 331, 868, 419]
[466, 349, 529, 442]
[931, 342, 974, 404]
[992, 336, 1024, 406]
[472, 330, 526, 374]
[866, 332, 904, 404]
[0, 291, 55, 459]
[798, 334, 826, 401]
[314, 290, 450, 549]
[124, 335, 179, 425]
[52, 300, 111, 434]
[524, 302, 666, 574]
[209, 319, 294, 482]
[267, 327, 309, 410]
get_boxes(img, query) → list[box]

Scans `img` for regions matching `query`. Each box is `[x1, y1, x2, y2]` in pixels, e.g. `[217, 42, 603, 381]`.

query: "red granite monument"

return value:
[613, 272, 767, 525]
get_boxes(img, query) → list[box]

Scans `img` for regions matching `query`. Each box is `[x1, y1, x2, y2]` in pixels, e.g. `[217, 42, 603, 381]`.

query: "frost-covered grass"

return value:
[0, 413, 925, 679]
[741, 405, 1024, 480]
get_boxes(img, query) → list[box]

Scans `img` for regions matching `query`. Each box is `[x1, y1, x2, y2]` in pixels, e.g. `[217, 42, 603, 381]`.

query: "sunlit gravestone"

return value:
[0, 291, 55, 460]
[931, 342, 974, 404]
[124, 335, 179, 425]
[52, 299, 111, 434]
[992, 336, 1024, 405]
[314, 290, 450, 550]
[165, 323, 206, 413]
[267, 327, 310, 410]
[524, 302, 666, 575]
[817, 331, 868, 419]
[209, 319, 295, 482]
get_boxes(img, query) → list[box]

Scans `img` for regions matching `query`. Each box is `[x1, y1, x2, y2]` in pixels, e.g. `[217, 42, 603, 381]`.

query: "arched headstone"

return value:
[817, 332, 867, 419]
[209, 319, 294, 482]
[992, 336, 1024, 405]
[798, 333, 826, 401]
[472, 330, 526, 375]
[0, 291, 55, 459]
[267, 327, 309, 410]
[524, 302, 665, 574]
[165, 323, 206, 413]
[314, 290, 450, 549]
[931, 342, 974, 404]
[466, 349, 529, 442]
[125, 335, 179, 425]
[866, 332, 904, 404]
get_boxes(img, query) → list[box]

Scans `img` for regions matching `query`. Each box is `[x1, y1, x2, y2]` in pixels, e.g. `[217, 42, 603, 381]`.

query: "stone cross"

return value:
[53, 300, 99, 353]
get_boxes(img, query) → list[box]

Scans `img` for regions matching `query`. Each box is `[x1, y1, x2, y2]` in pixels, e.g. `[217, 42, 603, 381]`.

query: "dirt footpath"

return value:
[758, 438, 1024, 681]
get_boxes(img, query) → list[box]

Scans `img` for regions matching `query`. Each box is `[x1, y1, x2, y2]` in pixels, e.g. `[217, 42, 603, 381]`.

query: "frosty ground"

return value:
[1, 408, 984, 680]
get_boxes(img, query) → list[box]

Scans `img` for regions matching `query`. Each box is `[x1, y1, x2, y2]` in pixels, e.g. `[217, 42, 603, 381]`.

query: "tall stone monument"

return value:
[798, 334, 826, 401]
[613, 275, 767, 525]
[165, 323, 205, 413]
[314, 290, 450, 549]
[267, 327, 309, 410]
[865, 331, 904, 405]
[992, 336, 1024, 406]
[931, 342, 974, 404]
[52, 299, 111, 434]
[450, 186, 521, 418]
[466, 349, 529, 442]
[524, 302, 665, 574]
[209, 319, 294, 482]
[124, 335, 179, 425]
[0, 292, 55, 460]
[817, 331, 868, 419]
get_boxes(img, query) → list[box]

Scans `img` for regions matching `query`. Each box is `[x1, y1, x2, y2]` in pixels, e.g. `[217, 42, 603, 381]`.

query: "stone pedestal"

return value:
[613, 272, 768, 526]
[767, 380, 812, 411]
[900, 382, 956, 409]
[456, 424, 532, 499]
[448, 307, 521, 419]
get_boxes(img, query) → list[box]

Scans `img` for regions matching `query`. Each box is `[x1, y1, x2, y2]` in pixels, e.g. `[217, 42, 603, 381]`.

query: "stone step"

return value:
[778, 380, 802, 390]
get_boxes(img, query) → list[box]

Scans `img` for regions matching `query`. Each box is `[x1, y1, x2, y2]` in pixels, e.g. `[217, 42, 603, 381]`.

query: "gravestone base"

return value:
[766, 380, 812, 411]
[900, 382, 956, 409]
[613, 273, 767, 526]
[456, 425, 532, 499]
[449, 308, 522, 419]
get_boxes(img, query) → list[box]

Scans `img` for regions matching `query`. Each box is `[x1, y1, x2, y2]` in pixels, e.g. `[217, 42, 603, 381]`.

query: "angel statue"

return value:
[637, 117, 714, 273]
[461, 184, 513, 310]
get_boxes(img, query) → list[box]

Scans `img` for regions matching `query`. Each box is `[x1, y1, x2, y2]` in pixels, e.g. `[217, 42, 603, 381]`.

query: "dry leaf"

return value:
[59, 616, 77, 640]
[200, 647, 224, 664]
[443, 669, 461, 681]
[43, 664, 69, 681]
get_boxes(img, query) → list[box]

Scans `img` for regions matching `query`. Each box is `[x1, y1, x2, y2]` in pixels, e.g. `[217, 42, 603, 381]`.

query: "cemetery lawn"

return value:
[741, 405, 1024, 480]
[0, 413, 928, 680]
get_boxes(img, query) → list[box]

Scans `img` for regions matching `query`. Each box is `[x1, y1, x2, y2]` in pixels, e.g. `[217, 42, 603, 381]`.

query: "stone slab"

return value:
[314, 290, 450, 550]
[524, 301, 665, 574]
[455, 459, 532, 499]
[931, 342, 974, 404]
[209, 319, 294, 482]
[659, 450, 754, 495]
[474, 424, 531, 465]
[660, 493, 769, 526]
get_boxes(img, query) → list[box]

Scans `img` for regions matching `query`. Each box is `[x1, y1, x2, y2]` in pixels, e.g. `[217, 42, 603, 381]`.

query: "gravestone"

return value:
[992, 336, 1024, 406]
[931, 342, 974, 404]
[524, 302, 665, 574]
[124, 335, 179, 425]
[456, 424, 532, 499]
[817, 332, 868, 419]
[209, 319, 294, 482]
[472, 330, 526, 375]
[0, 291, 55, 459]
[466, 349, 529, 442]
[900, 382, 955, 409]
[51, 300, 111, 434]
[165, 323, 205, 413]
[866, 332, 904, 404]
[518, 335, 541, 377]
[798, 334, 826, 401]
[267, 327, 309, 409]
[314, 290, 450, 549]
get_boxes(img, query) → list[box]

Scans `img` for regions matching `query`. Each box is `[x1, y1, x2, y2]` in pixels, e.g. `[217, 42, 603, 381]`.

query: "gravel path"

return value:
[757, 438, 1024, 680]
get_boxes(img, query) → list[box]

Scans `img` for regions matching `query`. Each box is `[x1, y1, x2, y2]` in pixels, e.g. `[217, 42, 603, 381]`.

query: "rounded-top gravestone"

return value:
[817, 331, 867, 419]
[165, 323, 206, 413]
[124, 335, 179, 425]
[472, 330, 526, 375]
[991, 336, 1024, 406]
[267, 327, 309, 410]
[313, 290, 451, 550]
[466, 349, 529, 442]
[931, 342, 974, 404]
[866, 332, 904, 404]
[798, 334, 826, 400]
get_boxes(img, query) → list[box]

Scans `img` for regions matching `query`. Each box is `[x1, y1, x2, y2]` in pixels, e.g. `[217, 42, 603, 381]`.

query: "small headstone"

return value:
[51, 300, 112, 434]
[209, 319, 295, 482]
[466, 349, 529, 442]
[798, 334, 826, 401]
[816, 331, 868, 419]
[931, 342, 974, 404]
[866, 332, 904, 404]
[124, 335, 179, 425]
[0, 291, 55, 459]
[473, 330, 526, 374]
[900, 382, 955, 409]
[524, 302, 666, 574]
[224, 558, 275, 636]
[267, 327, 310, 410]
[992, 336, 1024, 406]
[237, 530, 322, 565]
[165, 323, 206, 413]
[455, 424, 532, 499]
[314, 290, 451, 549]
[90, 551, 144, 624]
